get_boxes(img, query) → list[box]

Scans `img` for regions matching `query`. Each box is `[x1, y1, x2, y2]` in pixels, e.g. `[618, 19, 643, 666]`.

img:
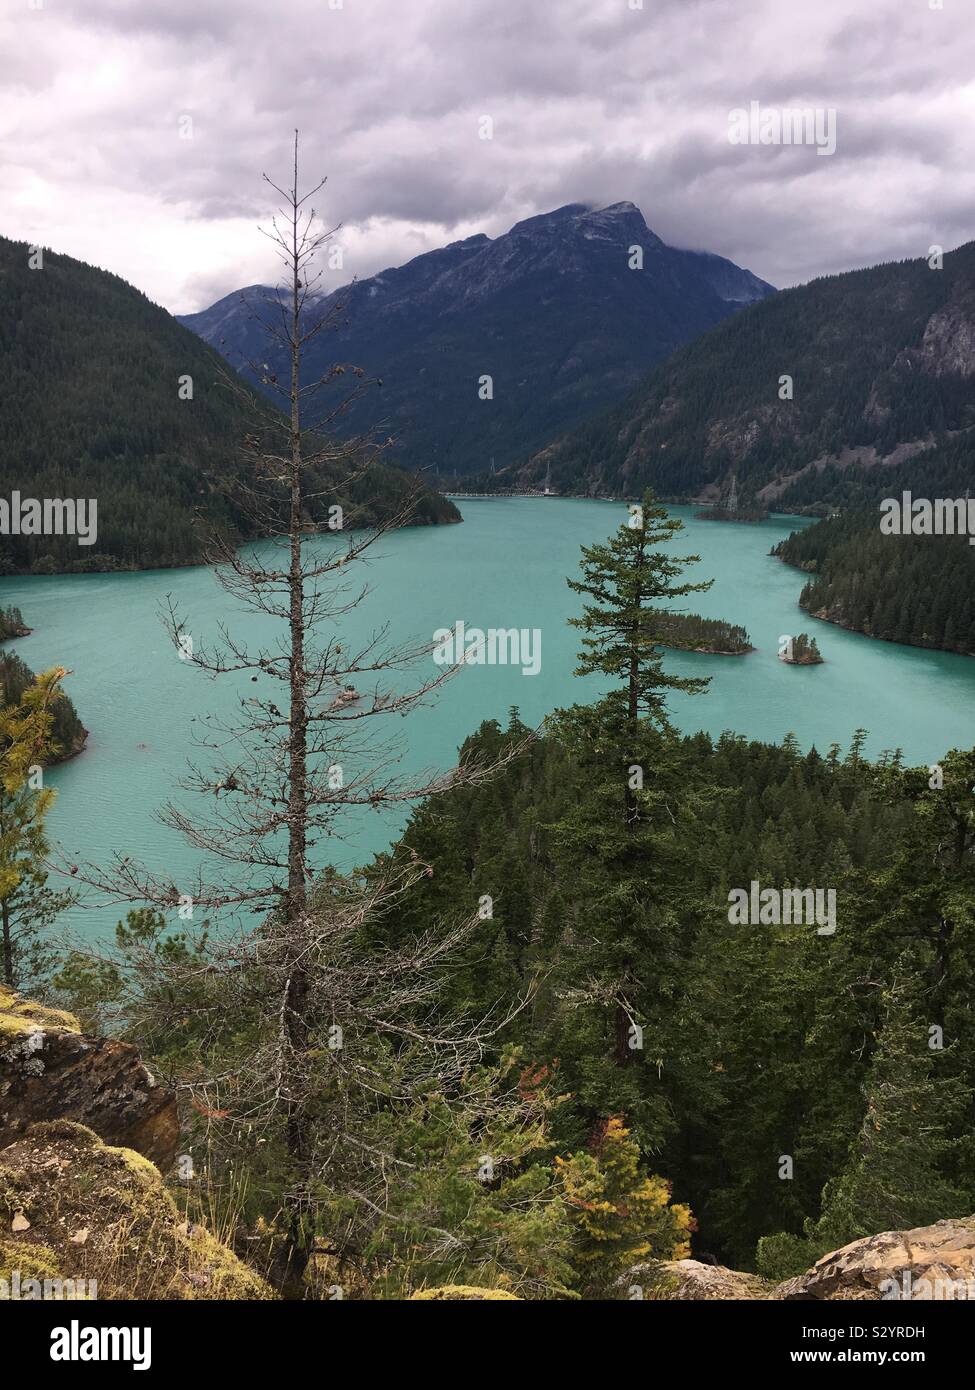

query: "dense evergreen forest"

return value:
[0, 237, 458, 574]
[774, 510, 975, 656]
[371, 715, 973, 1276]
[507, 240, 975, 509]
[653, 610, 753, 653]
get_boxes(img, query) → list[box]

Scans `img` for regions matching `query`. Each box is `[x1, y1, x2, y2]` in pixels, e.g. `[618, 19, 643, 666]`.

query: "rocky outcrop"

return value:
[0, 1120, 273, 1300]
[0, 987, 179, 1170]
[621, 1259, 772, 1301]
[774, 1219, 975, 1301]
[899, 302, 975, 379]
[627, 1218, 975, 1301]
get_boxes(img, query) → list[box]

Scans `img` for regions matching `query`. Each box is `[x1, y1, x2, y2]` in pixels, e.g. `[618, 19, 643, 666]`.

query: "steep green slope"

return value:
[0, 238, 458, 574]
[514, 241, 975, 507]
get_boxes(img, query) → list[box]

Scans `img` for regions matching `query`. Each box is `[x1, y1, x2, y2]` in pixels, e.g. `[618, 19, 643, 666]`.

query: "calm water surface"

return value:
[2, 499, 972, 939]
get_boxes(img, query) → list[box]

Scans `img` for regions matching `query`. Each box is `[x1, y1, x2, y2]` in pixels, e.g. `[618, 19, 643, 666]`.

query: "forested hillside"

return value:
[372, 715, 973, 1272]
[509, 240, 975, 509]
[773, 511, 975, 656]
[0, 237, 458, 574]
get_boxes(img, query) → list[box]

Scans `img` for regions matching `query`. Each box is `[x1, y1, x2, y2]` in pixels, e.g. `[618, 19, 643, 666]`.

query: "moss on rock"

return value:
[0, 1236, 67, 1284]
[0, 1120, 273, 1300]
[0, 995, 179, 1169]
[0, 987, 80, 1038]
[409, 1284, 521, 1300]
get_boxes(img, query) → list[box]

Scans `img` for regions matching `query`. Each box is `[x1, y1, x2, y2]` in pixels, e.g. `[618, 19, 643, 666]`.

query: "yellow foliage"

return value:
[557, 1116, 693, 1290]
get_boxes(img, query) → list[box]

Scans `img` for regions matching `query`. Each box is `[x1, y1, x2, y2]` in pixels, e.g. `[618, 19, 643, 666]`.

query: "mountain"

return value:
[511, 240, 975, 506]
[0, 238, 458, 575]
[179, 203, 773, 476]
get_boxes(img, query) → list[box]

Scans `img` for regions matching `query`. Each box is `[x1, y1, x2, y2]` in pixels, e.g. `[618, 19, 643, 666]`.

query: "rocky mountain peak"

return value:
[180, 201, 774, 475]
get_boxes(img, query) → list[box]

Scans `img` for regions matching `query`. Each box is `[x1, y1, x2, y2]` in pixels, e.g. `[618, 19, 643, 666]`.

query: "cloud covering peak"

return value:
[3, 0, 973, 311]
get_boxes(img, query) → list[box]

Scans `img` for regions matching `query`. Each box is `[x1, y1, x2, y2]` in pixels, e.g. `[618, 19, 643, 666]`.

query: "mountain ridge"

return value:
[0, 236, 458, 574]
[507, 239, 975, 507]
[180, 202, 774, 476]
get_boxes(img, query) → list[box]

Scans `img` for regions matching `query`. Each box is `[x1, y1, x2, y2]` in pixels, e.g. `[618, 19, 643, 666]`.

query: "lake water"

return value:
[2, 498, 973, 941]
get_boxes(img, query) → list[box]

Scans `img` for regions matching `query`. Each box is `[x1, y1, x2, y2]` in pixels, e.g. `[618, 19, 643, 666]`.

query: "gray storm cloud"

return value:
[2, 0, 973, 311]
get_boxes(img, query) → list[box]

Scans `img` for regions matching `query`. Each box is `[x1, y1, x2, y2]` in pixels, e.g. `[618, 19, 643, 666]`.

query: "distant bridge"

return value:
[446, 489, 558, 499]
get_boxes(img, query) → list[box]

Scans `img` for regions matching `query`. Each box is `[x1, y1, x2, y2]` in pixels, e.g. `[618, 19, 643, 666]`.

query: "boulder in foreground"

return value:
[0, 986, 179, 1170]
[773, 1218, 975, 1300]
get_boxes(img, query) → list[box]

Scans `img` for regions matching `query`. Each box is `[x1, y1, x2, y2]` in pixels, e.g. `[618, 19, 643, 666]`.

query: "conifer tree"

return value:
[62, 135, 523, 1290]
[815, 979, 969, 1243]
[757, 974, 970, 1279]
[556, 1115, 692, 1294]
[553, 493, 713, 1094]
[567, 490, 712, 822]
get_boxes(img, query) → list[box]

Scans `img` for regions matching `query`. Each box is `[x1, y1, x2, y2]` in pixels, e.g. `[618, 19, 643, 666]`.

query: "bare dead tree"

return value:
[54, 133, 534, 1289]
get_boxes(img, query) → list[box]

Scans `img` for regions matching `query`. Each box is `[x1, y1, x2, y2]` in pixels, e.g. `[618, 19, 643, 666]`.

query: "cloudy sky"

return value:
[4, 0, 974, 313]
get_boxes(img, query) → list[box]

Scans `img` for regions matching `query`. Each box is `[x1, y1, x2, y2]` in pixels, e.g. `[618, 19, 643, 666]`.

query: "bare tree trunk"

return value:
[2, 900, 12, 988]
[616, 532, 646, 1063]
[284, 142, 310, 1176]
[59, 131, 529, 1298]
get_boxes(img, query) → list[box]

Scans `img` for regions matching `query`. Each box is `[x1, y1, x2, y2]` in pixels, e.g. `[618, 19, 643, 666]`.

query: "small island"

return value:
[779, 632, 824, 665]
[0, 605, 31, 641]
[653, 611, 754, 655]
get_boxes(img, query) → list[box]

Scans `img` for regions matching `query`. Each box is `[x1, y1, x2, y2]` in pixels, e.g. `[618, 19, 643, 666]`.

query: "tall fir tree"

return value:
[545, 492, 714, 1143]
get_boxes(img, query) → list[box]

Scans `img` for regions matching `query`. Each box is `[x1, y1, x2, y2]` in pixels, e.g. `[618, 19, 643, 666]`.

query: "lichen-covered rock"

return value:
[0, 1120, 273, 1300]
[409, 1285, 521, 1300]
[0, 986, 179, 1170]
[773, 1218, 975, 1301]
[622, 1218, 975, 1302]
[621, 1259, 772, 1301]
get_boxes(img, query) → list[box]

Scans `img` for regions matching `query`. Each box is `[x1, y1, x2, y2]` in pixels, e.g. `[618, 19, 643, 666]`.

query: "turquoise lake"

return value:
[2, 498, 973, 940]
